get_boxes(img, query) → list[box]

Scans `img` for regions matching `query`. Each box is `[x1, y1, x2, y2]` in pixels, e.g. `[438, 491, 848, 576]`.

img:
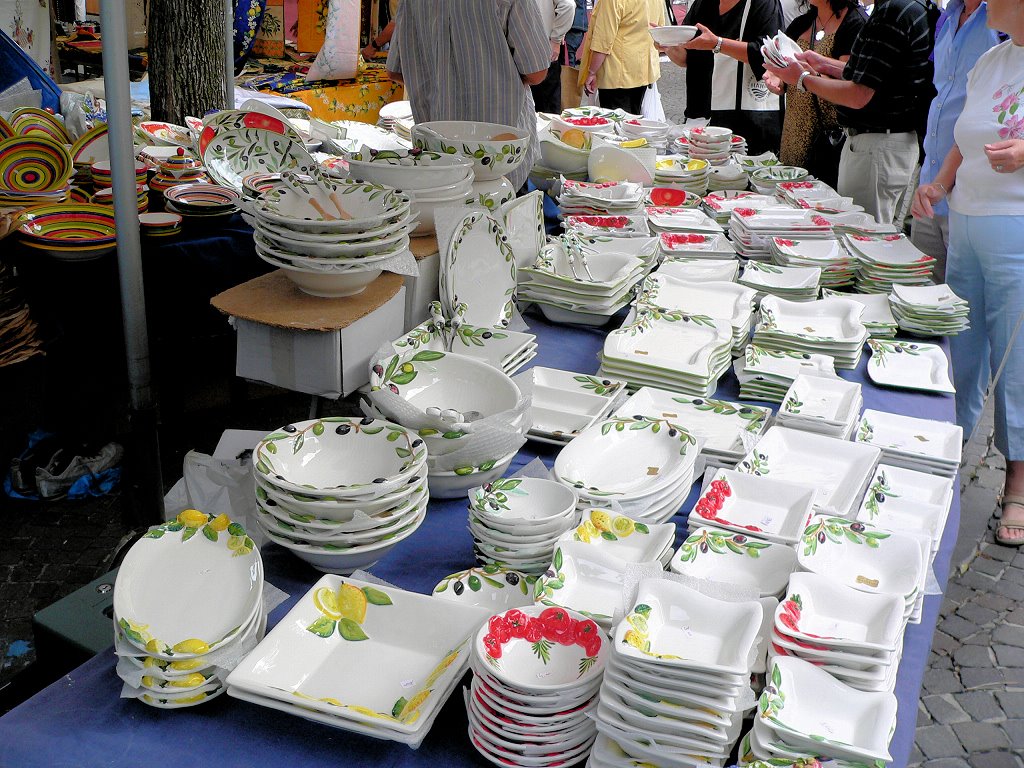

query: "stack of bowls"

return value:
[91, 184, 150, 212]
[412, 121, 530, 187]
[369, 349, 527, 498]
[250, 175, 413, 297]
[467, 605, 608, 768]
[653, 155, 711, 195]
[113, 509, 265, 709]
[139, 212, 183, 238]
[164, 183, 240, 221]
[750, 165, 810, 195]
[16, 202, 116, 261]
[618, 118, 670, 149]
[539, 126, 591, 175]
[90, 160, 148, 190]
[687, 126, 734, 165]
[346, 149, 474, 237]
[251, 417, 428, 573]
[0, 136, 73, 205]
[468, 477, 578, 575]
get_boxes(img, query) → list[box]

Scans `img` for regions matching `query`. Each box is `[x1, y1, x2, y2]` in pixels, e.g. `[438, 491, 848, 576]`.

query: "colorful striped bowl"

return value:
[0, 136, 74, 193]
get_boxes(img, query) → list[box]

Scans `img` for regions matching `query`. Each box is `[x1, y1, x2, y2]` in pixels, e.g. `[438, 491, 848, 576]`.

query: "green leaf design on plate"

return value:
[306, 616, 336, 638]
[181, 527, 198, 542]
[201, 526, 218, 543]
[531, 639, 552, 665]
[338, 618, 369, 641]
[361, 586, 393, 606]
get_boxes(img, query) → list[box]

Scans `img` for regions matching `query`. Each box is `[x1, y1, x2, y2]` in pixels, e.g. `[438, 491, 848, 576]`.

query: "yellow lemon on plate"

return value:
[145, 638, 161, 654]
[589, 509, 612, 533]
[313, 586, 342, 619]
[172, 638, 210, 655]
[177, 508, 209, 528]
[425, 649, 461, 687]
[623, 629, 647, 650]
[611, 516, 635, 538]
[655, 159, 677, 170]
[574, 523, 593, 543]
[685, 159, 708, 171]
[619, 138, 648, 148]
[560, 128, 587, 149]
[626, 612, 648, 634]
[337, 583, 368, 624]
[209, 513, 230, 532]
[169, 658, 204, 672]
[170, 673, 207, 688]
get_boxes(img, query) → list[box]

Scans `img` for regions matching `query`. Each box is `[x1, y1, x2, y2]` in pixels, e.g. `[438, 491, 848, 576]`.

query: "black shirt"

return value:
[682, 0, 783, 118]
[837, 0, 935, 132]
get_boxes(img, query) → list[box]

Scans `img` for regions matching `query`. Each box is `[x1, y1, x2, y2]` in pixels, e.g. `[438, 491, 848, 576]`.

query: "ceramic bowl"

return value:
[255, 177, 411, 233]
[669, 526, 798, 597]
[347, 149, 474, 190]
[266, 263, 384, 298]
[256, 493, 423, 544]
[413, 121, 529, 181]
[407, 190, 472, 236]
[163, 182, 240, 211]
[539, 132, 590, 174]
[649, 25, 699, 46]
[254, 229, 410, 263]
[471, 477, 578, 525]
[408, 175, 475, 201]
[0, 136, 74, 192]
[255, 469, 427, 521]
[465, 176, 516, 212]
[433, 566, 537, 609]
[18, 202, 116, 245]
[428, 450, 518, 499]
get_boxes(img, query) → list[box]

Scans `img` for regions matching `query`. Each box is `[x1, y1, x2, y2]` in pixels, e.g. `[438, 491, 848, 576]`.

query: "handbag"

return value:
[806, 92, 845, 189]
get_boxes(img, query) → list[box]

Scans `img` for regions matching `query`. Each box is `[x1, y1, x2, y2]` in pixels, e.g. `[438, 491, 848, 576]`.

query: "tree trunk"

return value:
[149, 0, 227, 124]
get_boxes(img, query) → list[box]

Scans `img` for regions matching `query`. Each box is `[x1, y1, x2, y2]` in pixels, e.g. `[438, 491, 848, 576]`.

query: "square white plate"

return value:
[688, 469, 816, 544]
[655, 259, 739, 283]
[856, 409, 962, 465]
[866, 339, 955, 394]
[780, 374, 862, 424]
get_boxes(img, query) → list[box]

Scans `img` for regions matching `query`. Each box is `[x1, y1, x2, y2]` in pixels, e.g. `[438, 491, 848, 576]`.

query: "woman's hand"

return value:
[762, 71, 784, 96]
[361, 43, 377, 60]
[584, 71, 598, 95]
[985, 140, 1024, 174]
[911, 183, 947, 219]
[763, 59, 807, 88]
[682, 23, 719, 50]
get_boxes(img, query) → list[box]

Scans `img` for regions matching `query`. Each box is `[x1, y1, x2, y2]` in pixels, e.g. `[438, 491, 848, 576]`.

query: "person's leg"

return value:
[599, 85, 646, 115]
[910, 213, 950, 282]
[531, 60, 563, 114]
[972, 213, 1024, 542]
[873, 132, 919, 225]
[947, 210, 991, 443]
[837, 133, 881, 218]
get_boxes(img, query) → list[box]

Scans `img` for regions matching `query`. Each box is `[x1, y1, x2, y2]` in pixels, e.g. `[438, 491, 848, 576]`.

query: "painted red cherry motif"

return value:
[735, 207, 757, 217]
[483, 633, 502, 658]
[775, 238, 795, 247]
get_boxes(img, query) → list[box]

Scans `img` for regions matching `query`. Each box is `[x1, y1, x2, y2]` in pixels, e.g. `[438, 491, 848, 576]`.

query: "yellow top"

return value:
[588, 0, 665, 90]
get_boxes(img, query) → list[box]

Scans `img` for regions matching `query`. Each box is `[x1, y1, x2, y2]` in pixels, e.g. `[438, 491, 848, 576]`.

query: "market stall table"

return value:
[0, 311, 958, 768]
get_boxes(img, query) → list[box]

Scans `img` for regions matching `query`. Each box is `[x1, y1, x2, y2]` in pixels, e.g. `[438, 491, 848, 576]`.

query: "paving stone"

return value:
[975, 591, 1016, 612]
[969, 752, 1023, 768]
[960, 667, 1007, 689]
[994, 644, 1024, 667]
[958, 569, 1001, 592]
[993, 624, 1024, 648]
[972, 556, 1009, 578]
[976, 466, 1006, 491]
[917, 725, 966, 759]
[923, 694, 971, 725]
[1006, 607, 1024, 626]
[954, 644, 995, 667]
[924, 759, 971, 768]
[940, 615, 982, 641]
[918, 702, 933, 727]
[953, 691, 1006, 721]
[957, 602, 999, 626]
[983, 544, 1019, 562]
[931, 630, 960, 655]
[992, 579, 1024, 600]
[952, 722, 1010, 752]
[924, 668, 964, 695]
[996, 691, 1024, 718]
[1003, 566, 1024, 585]
[1003, 719, 1024, 750]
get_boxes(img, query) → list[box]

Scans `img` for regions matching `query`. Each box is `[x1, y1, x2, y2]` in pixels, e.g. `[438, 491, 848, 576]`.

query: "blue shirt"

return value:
[920, 0, 1001, 216]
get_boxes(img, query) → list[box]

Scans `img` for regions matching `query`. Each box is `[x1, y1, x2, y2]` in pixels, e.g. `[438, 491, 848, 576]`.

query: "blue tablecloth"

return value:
[0, 311, 958, 768]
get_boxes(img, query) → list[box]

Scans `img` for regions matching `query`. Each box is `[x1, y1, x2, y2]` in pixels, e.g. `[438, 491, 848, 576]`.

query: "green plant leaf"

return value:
[338, 618, 370, 641]
[391, 371, 417, 386]
[306, 617, 336, 638]
[362, 586, 393, 605]
[202, 526, 218, 542]
[411, 350, 445, 362]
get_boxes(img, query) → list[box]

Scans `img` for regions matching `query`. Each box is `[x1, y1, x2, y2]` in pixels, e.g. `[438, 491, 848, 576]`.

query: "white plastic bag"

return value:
[641, 82, 666, 121]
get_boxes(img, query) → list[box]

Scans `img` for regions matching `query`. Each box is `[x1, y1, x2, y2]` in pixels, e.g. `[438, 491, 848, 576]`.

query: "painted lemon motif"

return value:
[425, 649, 460, 687]
[313, 586, 343, 620]
[579, 519, 599, 540]
[398, 689, 432, 721]
[170, 673, 207, 688]
[655, 159, 677, 170]
[174, 692, 208, 704]
[209, 513, 230, 532]
[171, 638, 210, 655]
[145, 638, 161, 654]
[337, 583, 368, 624]
[623, 629, 647, 650]
[611, 516, 635, 538]
[685, 159, 708, 171]
[626, 612, 648, 634]
[169, 658, 204, 672]
[619, 138, 648, 148]
[227, 534, 247, 551]
[349, 704, 385, 719]
[177, 508, 209, 528]
[589, 510, 612, 533]
[560, 128, 587, 149]
[141, 676, 158, 688]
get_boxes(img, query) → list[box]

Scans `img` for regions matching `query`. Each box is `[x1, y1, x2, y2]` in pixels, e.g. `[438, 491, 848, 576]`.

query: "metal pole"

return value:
[225, 0, 235, 108]
[99, 0, 164, 525]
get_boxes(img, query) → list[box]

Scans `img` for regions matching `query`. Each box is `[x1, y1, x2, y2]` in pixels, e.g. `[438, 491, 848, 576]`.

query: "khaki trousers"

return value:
[837, 131, 919, 226]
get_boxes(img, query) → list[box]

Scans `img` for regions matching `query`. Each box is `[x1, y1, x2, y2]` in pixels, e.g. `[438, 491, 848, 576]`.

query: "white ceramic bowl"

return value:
[649, 25, 699, 46]
[408, 176, 475, 201]
[255, 177, 411, 233]
[263, 261, 384, 297]
[539, 135, 590, 174]
[407, 191, 471, 236]
[255, 470, 426, 521]
[428, 450, 518, 499]
[346, 149, 474, 190]
[413, 121, 530, 181]
[471, 477, 578, 525]
[466, 176, 516, 212]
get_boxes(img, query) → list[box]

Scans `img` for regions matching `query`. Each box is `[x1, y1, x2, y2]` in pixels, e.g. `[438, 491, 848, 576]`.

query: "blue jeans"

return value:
[948, 211, 1024, 460]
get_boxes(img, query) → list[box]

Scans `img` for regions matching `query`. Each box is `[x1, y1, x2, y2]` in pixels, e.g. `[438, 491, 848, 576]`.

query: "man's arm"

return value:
[508, 0, 554, 83]
[764, 58, 874, 109]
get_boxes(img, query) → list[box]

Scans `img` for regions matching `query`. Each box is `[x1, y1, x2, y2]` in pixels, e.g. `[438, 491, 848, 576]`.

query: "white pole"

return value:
[225, 0, 235, 108]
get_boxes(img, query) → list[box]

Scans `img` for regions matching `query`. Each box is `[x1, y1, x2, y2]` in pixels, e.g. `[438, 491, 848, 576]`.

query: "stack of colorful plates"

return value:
[593, 578, 762, 765]
[467, 605, 607, 767]
[735, 344, 837, 402]
[251, 417, 429, 573]
[776, 373, 863, 439]
[163, 183, 240, 220]
[90, 160, 148, 190]
[658, 231, 737, 260]
[563, 214, 650, 238]
[855, 409, 962, 478]
[113, 509, 264, 709]
[0, 136, 73, 205]
[729, 209, 836, 260]
[17, 202, 116, 261]
[749, 165, 809, 196]
[557, 179, 644, 217]
[139, 212, 183, 238]
[842, 233, 936, 293]
[752, 295, 869, 369]
[227, 574, 489, 747]
[652, 155, 711, 194]
[770, 236, 856, 287]
[703, 190, 788, 225]
[888, 283, 970, 336]
[91, 184, 150, 213]
[10, 107, 70, 143]
[687, 126, 734, 165]
[739, 262, 821, 302]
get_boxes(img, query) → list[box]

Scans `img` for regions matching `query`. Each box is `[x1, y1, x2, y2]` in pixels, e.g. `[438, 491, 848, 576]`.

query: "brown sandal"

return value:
[996, 494, 1024, 547]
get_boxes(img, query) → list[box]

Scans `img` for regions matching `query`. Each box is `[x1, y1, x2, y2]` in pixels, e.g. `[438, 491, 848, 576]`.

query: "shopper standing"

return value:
[532, 0, 577, 113]
[561, 0, 591, 110]
[583, 0, 666, 115]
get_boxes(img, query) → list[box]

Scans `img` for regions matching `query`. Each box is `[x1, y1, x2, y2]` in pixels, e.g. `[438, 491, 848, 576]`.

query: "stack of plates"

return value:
[377, 100, 413, 134]
[752, 295, 869, 369]
[771, 573, 907, 694]
[554, 415, 702, 525]
[390, 320, 537, 377]
[599, 311, 735, 397]
[0, 136, 73, 205]
[739, 262, 821, 302]
[842, 233, 936, 293]
[250, 176, 413, 297]
[251, 417, 429, 574]
[90, 160, 147, 190]
[703, 190, 788, 225]
[17, 202, 116, 261]
[468, 606, 607, 768]
[760, 31, 803, 67]
[777, 373, 863, 439]
[593, 578, 762, 765]
[747, 657, 898, 764]
[518, 241, 645, 327]
[138, 212, 183, 238]
[888, 283, 970, 336]
[615, 387, 772, 469]
[644, 206, 723, 236]
[822, 289, 898, 337]
[729, 209, 837, 260]
[687, 126, 734, 165]
[656, 258, 739, 283]
[563, 214, 650, 238]
[469, 477, 579, 575]
[558, 179, 644, 217]
[0, 261, 43, 367]
[646, 186, 704, 208]
[618, 117, 670, 149]
[855, 409, 962, 478]
[736, 151, 780, 172]
[227, 574, 489, 747]
[770, 236, 856, 287]
[669, 526, 798, 598]
[653, 155, 711, 194]
[707, 163, 750, 191]
[735, 343, 837, 402]
[658, 231, 737, 260]
[633, 274, 756, 355]
[775, 178, 838, 205]
[749, 165, 809, 195]
[113, 509, 264, 709]
[163, 182, 238, 219]
[91, 184, 150, 213]
[518, 366, 625, 446]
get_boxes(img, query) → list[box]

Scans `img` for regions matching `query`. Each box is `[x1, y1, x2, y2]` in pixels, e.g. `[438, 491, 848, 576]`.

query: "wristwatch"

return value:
[712, 36, 724, 55]
[796, 71, 812, 92]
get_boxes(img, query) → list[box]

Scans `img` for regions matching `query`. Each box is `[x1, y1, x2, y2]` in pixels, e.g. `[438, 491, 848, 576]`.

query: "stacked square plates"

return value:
[888, 283, 970, 336]
[593, 578, 763, 765]
[855, 409, 962, 478]
[390, 319, 537, 376]
[753, 295, 869, 369]
[656, 258, 739, 283]
[598, 311, 735, 396]
[670, 526, 798, 599]
[729, 209, 837, 260]
[618, 117, 670, 149]
[633, 274, 756, 355]
[518, 241, 645, 326]
[644, 206, 723, 235]
[554, 415, 703, 525]
[251, 417, 428, 574]
[749, 657, 898, 764]
[114, 509, 264, 709]
[822, 288, 898, 337]
[739, 262, 821, 302]
[770, 236, 856, 287]
[614, 386, 772, 469]
[646, 186, 705, 208]
[558, 179, 645, 217]
[468, 605, 607, 768]
[516, 366, 626, 446]
[775, 178, 839, 206]
[659, 231, 737, 260]
[866, 338, 956, 394]
[563, 214, 650, 238]
[703, 191, 789, 225]
[776, 374, 863, 438]
[653, 155, 711, 194]
[771, 572, 907, 694]
[735, 426, 881, 518]
[227, 574, 489, 746]
[841, 233, 936, 293]
[687, 126, 735, 165]
[735, 344, 838, 402]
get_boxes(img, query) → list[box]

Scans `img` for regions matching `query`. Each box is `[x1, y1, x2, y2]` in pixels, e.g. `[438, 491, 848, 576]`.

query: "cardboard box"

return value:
[404, 234, 440, 331]
[211, 271, 406, 398]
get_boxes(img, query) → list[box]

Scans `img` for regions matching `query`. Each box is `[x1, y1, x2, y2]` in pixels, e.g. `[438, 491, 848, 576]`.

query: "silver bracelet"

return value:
[935, 182, 949, 195]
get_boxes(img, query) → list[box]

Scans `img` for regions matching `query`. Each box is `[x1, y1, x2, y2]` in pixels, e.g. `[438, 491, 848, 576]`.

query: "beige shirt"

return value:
[588, 0, 664, 89]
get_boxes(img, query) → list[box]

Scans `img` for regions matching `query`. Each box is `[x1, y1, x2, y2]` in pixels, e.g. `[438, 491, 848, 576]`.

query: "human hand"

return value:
[910, 183, 947, 219]
[584, 71, 598, 95]
[549, 39, 561, 62]
[795, 50, 826, 75]
[762, 71, 784, 96]
[361, 43, 377, 60]
[984, 140, 1024, 174]
[682, 23, 719, 50]
[764, 58, 806, 87]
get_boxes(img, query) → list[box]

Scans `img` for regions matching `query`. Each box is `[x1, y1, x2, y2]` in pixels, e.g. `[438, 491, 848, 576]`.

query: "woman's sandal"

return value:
[995, 494, 1024, 547]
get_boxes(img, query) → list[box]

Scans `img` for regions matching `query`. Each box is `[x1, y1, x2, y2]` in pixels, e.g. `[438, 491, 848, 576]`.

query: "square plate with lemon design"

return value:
[226, 575, 490, 742]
